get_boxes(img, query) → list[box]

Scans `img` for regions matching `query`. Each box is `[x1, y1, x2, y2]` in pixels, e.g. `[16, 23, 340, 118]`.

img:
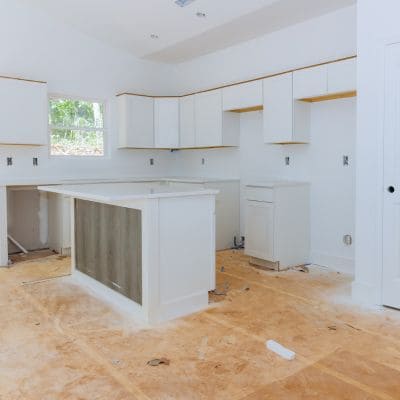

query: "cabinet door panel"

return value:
[0, 78, 47, 145]
[245, 201, 274, 261]
[179, 95, 196, 147]
[328, 58, 357, 94]
[293, 65, 328, 99]
[195, 90, 222, 147]
[222, 81, 263, 111]
[154, 98, 179, 148]
[263, 73, 293, 143]
[118, 95, 154, 148]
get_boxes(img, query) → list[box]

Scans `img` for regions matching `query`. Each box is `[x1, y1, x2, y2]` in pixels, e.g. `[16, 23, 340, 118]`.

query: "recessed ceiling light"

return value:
[150, 34, 159, 39]
[196, 11, 206, 18]
[175, 0, 196, 7]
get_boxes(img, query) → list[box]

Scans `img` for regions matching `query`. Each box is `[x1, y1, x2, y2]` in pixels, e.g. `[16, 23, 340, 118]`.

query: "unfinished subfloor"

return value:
[1, 250, 400, 400]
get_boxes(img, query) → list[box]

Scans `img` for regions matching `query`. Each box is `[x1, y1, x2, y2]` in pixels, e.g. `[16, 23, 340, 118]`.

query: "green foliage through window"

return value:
[49, 98, 105, 156]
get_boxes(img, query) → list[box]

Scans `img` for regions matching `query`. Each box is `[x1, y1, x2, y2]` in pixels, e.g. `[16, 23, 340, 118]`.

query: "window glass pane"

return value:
[49, 98, 104, 129]
[50, 129, 104, 156]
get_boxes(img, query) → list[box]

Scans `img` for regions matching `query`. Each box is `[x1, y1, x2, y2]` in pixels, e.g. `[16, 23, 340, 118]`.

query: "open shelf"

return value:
[298, 90, 357, 103]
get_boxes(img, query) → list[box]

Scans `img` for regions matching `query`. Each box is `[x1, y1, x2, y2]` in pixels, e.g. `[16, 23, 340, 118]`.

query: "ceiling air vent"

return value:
[175, 0, 196, 7]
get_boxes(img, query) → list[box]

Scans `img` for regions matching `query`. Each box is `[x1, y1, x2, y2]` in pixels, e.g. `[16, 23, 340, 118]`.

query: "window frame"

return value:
[48, 93, 109, 159]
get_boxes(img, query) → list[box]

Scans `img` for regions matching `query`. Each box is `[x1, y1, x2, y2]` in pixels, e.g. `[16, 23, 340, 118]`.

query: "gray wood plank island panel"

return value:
[74, 199, 142, 305]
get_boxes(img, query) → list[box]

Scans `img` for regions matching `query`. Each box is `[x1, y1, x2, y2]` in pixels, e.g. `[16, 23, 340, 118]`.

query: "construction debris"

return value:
[293, 265, 309, 273]
[210, 282, 230, 296]
[266, 340, 296, 361]
[328, 325, 337, 331]
[147, 358, 170, 366]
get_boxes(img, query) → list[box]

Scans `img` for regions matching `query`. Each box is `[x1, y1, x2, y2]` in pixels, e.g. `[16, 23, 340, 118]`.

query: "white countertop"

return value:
[0, 176, 239, 187]
[38, 182, 219, 202]
[246, 180, 310, 188]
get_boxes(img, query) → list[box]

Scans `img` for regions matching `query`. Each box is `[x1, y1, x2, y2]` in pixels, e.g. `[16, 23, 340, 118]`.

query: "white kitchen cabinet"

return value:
[118, 94, 154, 148]
[263, 73, 310, 144]
[293, 65, 328, 99]
[244, 183, 310, 270]
[0, 77, 47, 145]
[327, 58, 357, 94]
[179, 95, 196, 148]
[154, 98, 179, 148]
[222, 81, 263, 111]
[195, 90, 239, 147]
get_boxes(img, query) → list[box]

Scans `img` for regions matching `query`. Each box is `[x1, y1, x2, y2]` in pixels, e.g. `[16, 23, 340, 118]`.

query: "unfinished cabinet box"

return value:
[179, 95, 196, 148]
[154, 98, 179, 148]
[327, 58, 357, 94]
[118, 94, 154, 148]
[245, 183, 310, 270]
[293, 65, 328, 99]
[0, 77, 47, 145]
[222, 80, 263, 112]
[263, 73, 310, 144]
[194, 89, 240, 148]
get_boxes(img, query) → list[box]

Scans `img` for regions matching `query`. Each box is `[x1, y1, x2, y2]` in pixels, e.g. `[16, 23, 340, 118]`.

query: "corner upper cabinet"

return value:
[194, 89, 239, 148]
[293, 65, 328, 100]
[263, 73, 310, 144]
[118, 94, 154, 148]
[0, 77, 47, 145]
[154, 98, 179, 148]
[179, 95, 196, 148]
[222, 81, 263, 112]
[327, 58, 357, 94]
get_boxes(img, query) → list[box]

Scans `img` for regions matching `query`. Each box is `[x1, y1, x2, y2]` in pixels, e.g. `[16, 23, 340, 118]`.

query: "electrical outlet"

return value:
[343, 234, 353, 246]
[149, 158, 154, 166]
[201, 158, 205, 165]
[285, 156, 290, 166]
[343, 155, 349, 166]
[7, 157, 12, 166]
[33, 157, 38, 166]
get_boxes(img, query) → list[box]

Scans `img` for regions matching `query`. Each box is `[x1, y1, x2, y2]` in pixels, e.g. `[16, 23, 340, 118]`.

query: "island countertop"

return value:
[38, 181, 219, 202]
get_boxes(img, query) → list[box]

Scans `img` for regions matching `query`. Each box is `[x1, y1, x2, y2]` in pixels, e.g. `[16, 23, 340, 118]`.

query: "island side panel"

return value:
[74, 199, 142, 304]
[0, 186, 8, 266]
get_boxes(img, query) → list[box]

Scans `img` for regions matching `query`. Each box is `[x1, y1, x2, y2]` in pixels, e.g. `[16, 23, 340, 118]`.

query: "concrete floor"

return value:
[1, 250, 400, 399]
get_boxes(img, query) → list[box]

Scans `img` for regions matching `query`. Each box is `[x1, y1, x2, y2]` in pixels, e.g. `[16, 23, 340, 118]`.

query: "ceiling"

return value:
[18, 0, 356, 64]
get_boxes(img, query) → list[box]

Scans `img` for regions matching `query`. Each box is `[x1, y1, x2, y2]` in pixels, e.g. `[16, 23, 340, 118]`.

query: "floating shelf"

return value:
[298, 90, 357, 103]
[230, 105, 264, 113]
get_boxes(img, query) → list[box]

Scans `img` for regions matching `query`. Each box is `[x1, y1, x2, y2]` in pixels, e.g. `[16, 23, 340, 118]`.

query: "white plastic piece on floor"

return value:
[266, 340, 296, 361]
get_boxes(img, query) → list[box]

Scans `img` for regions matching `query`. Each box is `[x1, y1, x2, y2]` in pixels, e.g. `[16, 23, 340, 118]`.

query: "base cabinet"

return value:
[245, 183, 310, 270]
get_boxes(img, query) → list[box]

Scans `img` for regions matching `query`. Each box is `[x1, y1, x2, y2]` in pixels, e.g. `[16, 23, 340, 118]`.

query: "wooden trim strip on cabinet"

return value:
[116, 55, 357, 98]
[0, 75, 46, 84]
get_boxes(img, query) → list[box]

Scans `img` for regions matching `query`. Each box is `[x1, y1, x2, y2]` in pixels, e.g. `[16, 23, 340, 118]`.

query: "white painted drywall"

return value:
[0, 0, 175, 181]
[170, 6, 357, 273]
[352, 0, 400, 304]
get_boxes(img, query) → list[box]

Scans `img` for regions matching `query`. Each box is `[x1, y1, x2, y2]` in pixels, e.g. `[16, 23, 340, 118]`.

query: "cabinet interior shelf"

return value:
[298, 90, 357, 103]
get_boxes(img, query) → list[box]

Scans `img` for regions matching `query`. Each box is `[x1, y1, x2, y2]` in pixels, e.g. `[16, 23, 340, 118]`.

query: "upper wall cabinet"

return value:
[293, 65, 328, 100]
[263, 73, 310, 144]
[118, 94, 154, 148]
[154, 98, 179, 148]
[327, 58, 357, 94]
[222, 81, 263, 112]
[179, 95, 196, 148]
[194, 90, 239, 148]
[0, 77, 47, 145]
[293, 58, 357, 100]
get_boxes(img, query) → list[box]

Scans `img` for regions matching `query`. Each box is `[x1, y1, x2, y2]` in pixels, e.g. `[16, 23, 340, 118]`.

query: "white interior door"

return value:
[383, 42, 400, 308]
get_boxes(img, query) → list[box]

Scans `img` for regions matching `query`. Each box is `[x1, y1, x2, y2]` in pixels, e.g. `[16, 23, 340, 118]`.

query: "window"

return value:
[49, 97, 105, 156]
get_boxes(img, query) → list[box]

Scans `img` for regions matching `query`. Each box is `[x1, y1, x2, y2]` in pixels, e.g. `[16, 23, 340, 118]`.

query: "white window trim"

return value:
[48, 94, 109, 159]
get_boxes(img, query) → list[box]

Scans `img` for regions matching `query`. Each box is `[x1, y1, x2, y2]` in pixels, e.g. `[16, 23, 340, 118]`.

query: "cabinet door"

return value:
[0, 78, 47, 145]
[263, 73, 293, 144]
[293, 65, 328, 99]
[118, 95, 154, 148]
[222, 81, 263, 111]
[154, 98, 179, 148]
[179, 95, 196, 148]
[195, 90, 222, 147]
[245, 201, 274, 261]
[328, 58, 357, 94]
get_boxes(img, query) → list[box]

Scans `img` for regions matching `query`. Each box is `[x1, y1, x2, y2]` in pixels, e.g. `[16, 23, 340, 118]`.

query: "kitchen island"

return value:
[39, 181, 218, 324]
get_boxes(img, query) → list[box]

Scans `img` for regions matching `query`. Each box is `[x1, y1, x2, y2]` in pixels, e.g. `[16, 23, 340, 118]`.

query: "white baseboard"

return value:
[310, 251, 354, 274]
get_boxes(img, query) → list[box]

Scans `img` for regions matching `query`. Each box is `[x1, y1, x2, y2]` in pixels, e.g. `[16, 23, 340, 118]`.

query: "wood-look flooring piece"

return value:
[1, 250, 400, 399]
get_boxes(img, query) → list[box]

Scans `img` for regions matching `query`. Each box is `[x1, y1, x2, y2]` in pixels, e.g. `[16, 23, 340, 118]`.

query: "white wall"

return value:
[352, 0, 400, 304]
[0, 0, 175, 180]
[170, 5, 357, 273]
